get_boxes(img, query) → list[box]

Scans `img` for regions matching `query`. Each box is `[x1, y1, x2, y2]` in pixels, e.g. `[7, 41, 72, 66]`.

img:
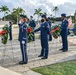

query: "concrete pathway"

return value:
[0, 36, 76, 75]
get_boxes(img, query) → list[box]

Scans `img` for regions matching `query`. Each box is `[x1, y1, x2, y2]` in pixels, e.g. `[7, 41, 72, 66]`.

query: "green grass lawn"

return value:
[32, 60, 76, 75]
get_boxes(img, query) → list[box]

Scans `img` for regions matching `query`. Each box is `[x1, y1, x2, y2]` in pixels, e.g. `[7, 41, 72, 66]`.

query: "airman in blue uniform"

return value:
[47, 17, 52, 41]
[9, 21, 13, 40]
[29, 16, 36, 41]
[34, 14, 50, 59]
[18, 15, 28, 64]
[60, 13, 68, 52]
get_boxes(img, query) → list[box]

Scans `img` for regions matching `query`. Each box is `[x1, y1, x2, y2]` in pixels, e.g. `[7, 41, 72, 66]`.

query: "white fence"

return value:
[0, 21, 9, 25]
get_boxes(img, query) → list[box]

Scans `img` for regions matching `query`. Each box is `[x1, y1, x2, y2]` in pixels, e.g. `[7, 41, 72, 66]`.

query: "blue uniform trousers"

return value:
[49, 34, 52, 41]
[40, 38, 49, 58]
[9, 31, 12, 40]
[61, 34, 68, 51]
[68, 28, 70, 35]
[20, 42, 28, 62]
[32, 32, 35, 41]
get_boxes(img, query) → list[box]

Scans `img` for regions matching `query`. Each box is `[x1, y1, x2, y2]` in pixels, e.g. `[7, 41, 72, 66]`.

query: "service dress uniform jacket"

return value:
[9, 23, 12, 40]
[18, 22, 28, 63]
[60, 19, 68, 51]
[34, 22, 50, 58]
[48, 21, 52, 41]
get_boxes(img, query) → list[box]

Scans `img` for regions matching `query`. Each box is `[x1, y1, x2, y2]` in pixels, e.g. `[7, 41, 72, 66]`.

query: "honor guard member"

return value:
[60, 13, 68, 52]
[29, 16, 36, 41]
[47, 17, 52, 41]
[9, 21, 13, 40]
[18, 15, 28, 64]
[34, 14, 50, 59]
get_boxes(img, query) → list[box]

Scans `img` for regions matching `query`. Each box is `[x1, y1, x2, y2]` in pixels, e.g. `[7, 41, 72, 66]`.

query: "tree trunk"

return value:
[4, 13, 6, 21]
[55, 11, 56, 17]
[17, 17, 18, 25]
[37, 15, 40, 25]
[75, 14, 76, 24]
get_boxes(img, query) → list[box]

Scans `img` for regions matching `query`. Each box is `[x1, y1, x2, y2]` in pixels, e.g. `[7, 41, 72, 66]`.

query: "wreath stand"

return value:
[2, 40, 15, 64]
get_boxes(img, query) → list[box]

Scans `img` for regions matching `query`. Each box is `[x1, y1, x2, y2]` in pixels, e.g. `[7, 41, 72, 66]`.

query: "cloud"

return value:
[57, 2, 76, 16]
[0, 0, 76, 19]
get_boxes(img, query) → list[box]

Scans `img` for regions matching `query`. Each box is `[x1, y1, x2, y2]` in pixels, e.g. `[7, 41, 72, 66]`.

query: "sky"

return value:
[0, 0, 76, 19]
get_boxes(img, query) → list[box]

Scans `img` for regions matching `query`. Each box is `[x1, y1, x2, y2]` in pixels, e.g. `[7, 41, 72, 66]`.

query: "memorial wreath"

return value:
[0, 25, 9, 44]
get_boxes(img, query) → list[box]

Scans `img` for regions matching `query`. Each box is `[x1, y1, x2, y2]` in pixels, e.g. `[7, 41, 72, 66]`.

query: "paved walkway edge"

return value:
[26, 70, 42, 75]
[0, 66, 42, 75]
[0, 66, 22, 75]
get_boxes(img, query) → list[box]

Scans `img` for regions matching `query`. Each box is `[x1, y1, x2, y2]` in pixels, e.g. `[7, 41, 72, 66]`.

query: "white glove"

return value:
[22, 41, 25, 44]
[19, 20, 21, 24]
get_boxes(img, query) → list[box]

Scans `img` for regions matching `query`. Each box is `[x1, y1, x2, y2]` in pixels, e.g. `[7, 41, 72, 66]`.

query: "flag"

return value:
[68, 18, 72, 27]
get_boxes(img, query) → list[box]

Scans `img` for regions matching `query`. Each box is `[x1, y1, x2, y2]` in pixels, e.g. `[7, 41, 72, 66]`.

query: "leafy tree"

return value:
[53, 6, 59, 17]
[34, 8, 42, 24]
[43, 12, 47, 16]
[3, 14, 17, 24]
[0, 5, 10, 21]
[12, 7, 25, 24]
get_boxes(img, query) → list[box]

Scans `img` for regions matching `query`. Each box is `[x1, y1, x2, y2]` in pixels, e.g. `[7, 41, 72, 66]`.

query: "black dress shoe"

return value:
[41, 57, 48, 59]
[62, 50, 68, 52]
[38, 55, 43, 57]
[19, 61, 27, 65]
[59, 48, 63, 50]
[49, 39, 52, 41]
[33, 40, 35, 41]
[9, 39, 12, 41]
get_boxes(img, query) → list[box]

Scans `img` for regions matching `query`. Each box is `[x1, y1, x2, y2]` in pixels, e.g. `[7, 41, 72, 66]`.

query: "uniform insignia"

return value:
[23, 38, 26, 39]
[24, 28, 27, 30]
[47, 25, 49, 28]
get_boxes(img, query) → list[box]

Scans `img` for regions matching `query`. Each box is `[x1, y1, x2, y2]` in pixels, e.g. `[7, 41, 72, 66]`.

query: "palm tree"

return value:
[0, 5, 10, 21]
[53, 6, 59, 17]
[74, 10, 76, 24]
[12, 7, 25, 24]
[50, 14, 52, 17]
[43, 12, 47, 16]
[34, 8, 42, 24]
